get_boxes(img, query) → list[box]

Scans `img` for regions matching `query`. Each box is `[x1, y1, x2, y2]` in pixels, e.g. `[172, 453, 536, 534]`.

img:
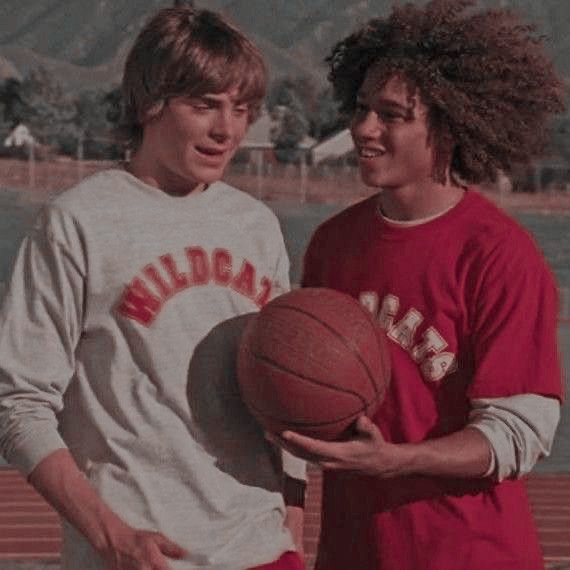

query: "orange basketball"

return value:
[237, 287, 391, 441]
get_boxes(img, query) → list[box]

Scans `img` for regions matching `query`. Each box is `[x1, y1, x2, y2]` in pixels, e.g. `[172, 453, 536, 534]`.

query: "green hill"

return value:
[0, 0, 567, 91]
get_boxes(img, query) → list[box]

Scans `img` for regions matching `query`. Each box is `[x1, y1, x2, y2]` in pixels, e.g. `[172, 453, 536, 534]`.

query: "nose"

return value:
[351, 110, 383, 141]
[211, 108, 234, 142]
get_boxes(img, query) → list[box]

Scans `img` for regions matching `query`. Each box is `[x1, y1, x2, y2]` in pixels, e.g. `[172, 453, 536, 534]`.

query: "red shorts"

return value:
[249, 551, 305, 570]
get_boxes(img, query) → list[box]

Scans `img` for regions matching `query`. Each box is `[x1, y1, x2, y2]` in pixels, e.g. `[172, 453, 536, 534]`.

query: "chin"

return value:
[360, 173, 392, 188]
[190, 167, 227, 186]
[358, 163, 389, 184]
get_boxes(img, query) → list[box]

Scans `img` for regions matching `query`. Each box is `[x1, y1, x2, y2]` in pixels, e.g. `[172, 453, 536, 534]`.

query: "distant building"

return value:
[311, 128, 354, 164]
[3, 124, 35, 148]
[0, 56, 21, 82]
[239, 109, 315, 161]
[241, 109, 274, 150]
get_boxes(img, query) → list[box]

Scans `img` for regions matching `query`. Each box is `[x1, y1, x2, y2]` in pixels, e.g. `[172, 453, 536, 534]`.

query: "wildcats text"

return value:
[117, 246, 274, 326]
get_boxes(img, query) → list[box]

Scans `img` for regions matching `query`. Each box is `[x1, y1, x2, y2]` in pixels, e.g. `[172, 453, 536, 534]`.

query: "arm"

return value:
[281, 444, 306, 556]
[29, 449, 187, 568]
[272, 391, 561, 481]
[470, 394, 561, 481]
[283, 473, 306, 556]
[0, 209, 186, 568]
[284, 505, 305, 557]
[271, 416, 492, 479]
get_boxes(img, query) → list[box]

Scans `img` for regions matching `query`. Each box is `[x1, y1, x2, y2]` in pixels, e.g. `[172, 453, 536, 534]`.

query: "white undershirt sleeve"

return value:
[468, 394, 561, 482]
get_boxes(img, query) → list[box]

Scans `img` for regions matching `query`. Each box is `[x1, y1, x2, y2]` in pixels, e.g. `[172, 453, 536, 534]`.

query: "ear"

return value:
[140, 100, 165, 125]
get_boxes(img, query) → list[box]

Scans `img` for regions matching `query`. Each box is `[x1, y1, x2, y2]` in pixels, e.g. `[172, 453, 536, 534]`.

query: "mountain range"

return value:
[0, 0, 568, 93]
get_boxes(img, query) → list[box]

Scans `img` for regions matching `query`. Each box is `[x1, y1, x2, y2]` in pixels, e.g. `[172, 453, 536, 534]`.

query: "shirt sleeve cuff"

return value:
[281, 449, 307, 481]
[5, 429, 68, 477]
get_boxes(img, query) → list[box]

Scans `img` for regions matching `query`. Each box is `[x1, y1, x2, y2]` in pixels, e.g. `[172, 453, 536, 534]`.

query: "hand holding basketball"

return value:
[269, 416, 405, 477]
[237, 288, 391, 441]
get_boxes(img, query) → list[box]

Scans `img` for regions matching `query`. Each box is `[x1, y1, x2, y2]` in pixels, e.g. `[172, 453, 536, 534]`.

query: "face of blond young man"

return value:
[140, 87, 250, 195]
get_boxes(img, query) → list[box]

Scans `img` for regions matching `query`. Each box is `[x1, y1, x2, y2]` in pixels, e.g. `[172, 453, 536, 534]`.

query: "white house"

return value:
[311, 128, 354, 164]
[4, 123, 35, 148]
[241, 108, 274, 150]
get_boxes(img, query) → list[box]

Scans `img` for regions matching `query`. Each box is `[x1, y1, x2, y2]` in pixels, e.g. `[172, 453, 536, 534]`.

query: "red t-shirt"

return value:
[302, 190, 562, 570]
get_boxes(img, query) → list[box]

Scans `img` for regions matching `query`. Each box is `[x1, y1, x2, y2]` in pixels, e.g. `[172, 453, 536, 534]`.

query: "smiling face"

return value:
[351, 70, 436, 191]
[134, 87, 250, 195]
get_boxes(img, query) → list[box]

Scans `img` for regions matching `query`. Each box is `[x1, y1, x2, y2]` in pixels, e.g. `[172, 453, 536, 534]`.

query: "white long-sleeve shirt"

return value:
[0, 169, 303, 570]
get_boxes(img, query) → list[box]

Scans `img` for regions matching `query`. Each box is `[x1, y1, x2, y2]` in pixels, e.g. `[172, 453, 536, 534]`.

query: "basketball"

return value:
[236, 287, 391, 441]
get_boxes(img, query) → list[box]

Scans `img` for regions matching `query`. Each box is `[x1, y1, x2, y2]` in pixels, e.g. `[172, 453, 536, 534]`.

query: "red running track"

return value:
[1, 467, 569, 569]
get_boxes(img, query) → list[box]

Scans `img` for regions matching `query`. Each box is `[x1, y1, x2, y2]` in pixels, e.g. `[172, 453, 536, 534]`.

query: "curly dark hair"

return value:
[327, 0, 567, 184]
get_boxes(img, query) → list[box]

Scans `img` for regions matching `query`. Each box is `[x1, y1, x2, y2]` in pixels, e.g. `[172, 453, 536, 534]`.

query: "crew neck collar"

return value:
[378, 197, 463, 227]
[373, 189, 477, 241]
[111, 168, 222, 204]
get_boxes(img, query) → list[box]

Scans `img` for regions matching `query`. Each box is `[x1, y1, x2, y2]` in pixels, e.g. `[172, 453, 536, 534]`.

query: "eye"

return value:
[184, 97, 212, 111]
[378, 110, 406, 123]
[233, 104, 249, 117]
[192, 101, 211, 111]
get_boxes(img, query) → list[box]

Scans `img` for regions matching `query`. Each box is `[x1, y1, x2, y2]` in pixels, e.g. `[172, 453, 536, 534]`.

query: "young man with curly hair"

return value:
[0, 7, 306, 570]
[275, 1, 566, 568]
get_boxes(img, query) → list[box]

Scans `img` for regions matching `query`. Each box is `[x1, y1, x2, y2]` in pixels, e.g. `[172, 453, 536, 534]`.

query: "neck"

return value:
[377, 180, 465, 221]
[125, 147, 205, 197]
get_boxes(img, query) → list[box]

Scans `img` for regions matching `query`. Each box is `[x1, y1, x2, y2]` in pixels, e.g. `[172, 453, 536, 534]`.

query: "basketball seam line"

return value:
[246, 398, 362, 427]
[250, 350, 369, 409]
[268, 303, 381, 402]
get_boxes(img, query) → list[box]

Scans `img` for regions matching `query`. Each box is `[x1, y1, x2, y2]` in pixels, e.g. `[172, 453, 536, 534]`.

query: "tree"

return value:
[75, 89, 123, 159]
[18, 67, 80, 154]
[267, 78, 310, 163]
[310, 86, 346, 141]
[550, 116, 570, 163]
[0, 78, 28, 127]
[102, 86, 123, 129]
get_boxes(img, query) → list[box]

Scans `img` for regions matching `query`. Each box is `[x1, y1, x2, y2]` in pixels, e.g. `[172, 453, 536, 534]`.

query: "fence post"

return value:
[76, 132, 85, 183]
[300, 150, 307, 203]
[28, 142, 36, 189]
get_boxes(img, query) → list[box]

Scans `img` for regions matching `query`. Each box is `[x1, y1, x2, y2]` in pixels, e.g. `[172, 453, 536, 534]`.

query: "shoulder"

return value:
[50, 168, 129, 216]
[30, 169, 133, 247]
[460, 191, 556, 292]
[310, 194, 377, 244]
[212, 181, 283, 231]
[213, 181, 275, 214]
[461, 190, 544, 265]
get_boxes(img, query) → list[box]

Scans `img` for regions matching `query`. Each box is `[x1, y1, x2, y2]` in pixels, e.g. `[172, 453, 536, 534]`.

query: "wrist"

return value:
[380, 442, 418, 477]
[283, 475, 306, 508]
[82, 505, 127, 553]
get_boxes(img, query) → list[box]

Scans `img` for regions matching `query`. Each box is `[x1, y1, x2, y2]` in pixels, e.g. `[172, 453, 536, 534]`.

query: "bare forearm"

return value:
[284, 506, 305, 556]
[396, 427, 493, 478]
[277, 418, 493, 481]
[28, 449, 126, 552]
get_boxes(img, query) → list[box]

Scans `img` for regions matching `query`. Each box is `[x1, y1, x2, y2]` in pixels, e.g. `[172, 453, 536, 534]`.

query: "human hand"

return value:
[268, 416, 405, 477]
[99, 523, 188, 570]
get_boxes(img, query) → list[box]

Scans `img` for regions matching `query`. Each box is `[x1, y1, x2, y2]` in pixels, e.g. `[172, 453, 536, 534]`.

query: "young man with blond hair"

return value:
[0, 7, 305, 570]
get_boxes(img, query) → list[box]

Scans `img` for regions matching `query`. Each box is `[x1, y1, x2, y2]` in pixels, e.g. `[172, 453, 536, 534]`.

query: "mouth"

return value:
[357, 146, 386, 159]
[195, 146, 229, 158]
